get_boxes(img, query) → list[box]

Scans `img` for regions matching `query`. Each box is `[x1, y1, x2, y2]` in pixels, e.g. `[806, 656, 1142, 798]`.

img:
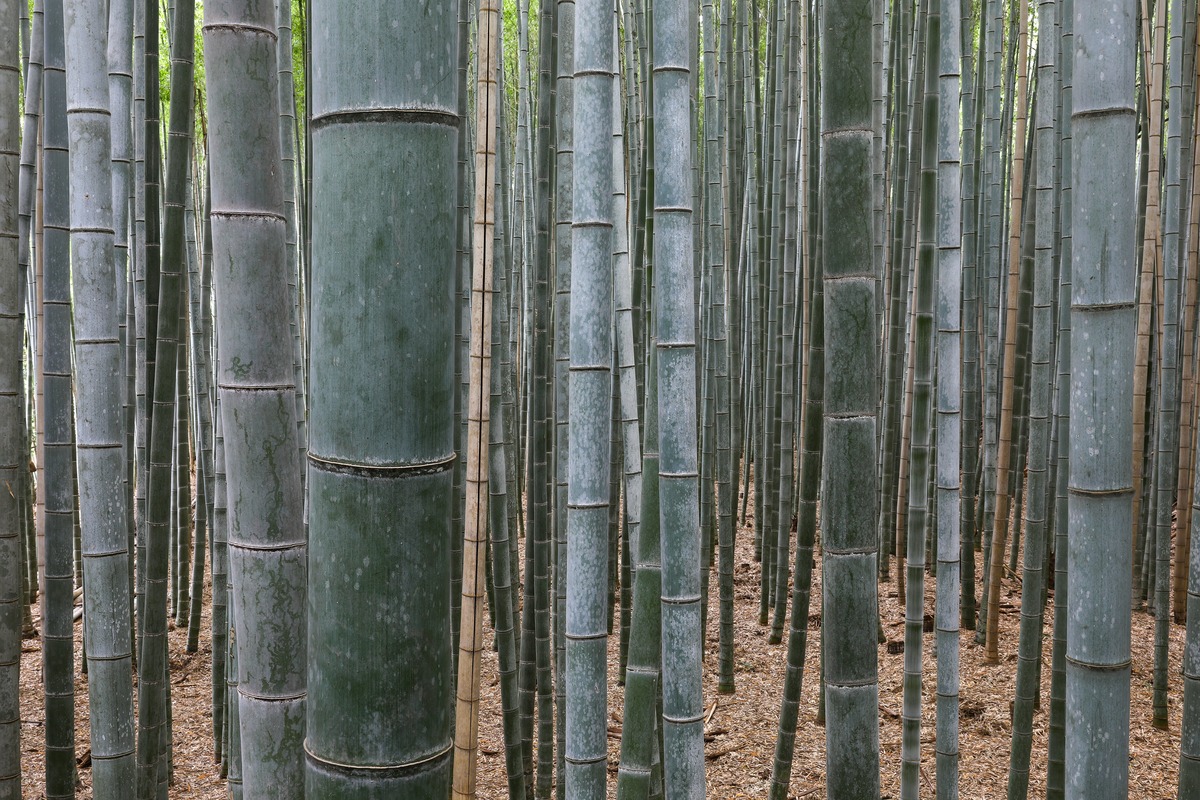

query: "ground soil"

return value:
[19, 504, 1187, 799]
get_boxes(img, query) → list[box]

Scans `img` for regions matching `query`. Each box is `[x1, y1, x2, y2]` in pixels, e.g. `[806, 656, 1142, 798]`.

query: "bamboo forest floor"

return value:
[18, 498, 1187, 799]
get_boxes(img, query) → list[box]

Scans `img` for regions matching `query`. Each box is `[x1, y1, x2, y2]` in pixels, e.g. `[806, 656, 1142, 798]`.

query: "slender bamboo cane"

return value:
[40, 1, 76, 794]
[934, 3, 963, 796]
[1131, 0, 1167, 613]
[306, 0, 460, 795]
[821, 0, 880, 795]
[452, 0, 501, 791]
[983, 0, 1030, 664]
[1045, 3, 1073, 794]
[564, 0, 615, 791]
[1008, 17, 1057, 789]
[900, 0, 938, 794]
[1150, 0, 1184, 730]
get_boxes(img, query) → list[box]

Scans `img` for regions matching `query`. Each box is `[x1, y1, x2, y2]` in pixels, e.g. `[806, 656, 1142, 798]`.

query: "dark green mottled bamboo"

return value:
[821, 0, 880, 796]
[306, 0, 459, 793]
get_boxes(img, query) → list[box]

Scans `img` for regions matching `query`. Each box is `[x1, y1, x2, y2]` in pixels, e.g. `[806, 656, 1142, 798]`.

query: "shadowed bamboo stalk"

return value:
[901, 0, 939, 794]
[452, 0, 500, 791]
[934, 2, 963, 796]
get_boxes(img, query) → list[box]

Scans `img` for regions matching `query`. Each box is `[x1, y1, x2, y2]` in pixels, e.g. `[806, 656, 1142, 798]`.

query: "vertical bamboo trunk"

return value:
[653, 0, 705, 791]
[984, 0, 1030, 664]
[1045, 3, 1074, 795]
[306, 0, 459, 794]
[901, 0, 939, 795]
[203, 0, 308, 795]
[63, 0, 136, 795]
[40, 1, 76, 794]
[1067, 2, 1136, 797]
[452, 0, 500, 792]
[0, 0, 20, 793]
[1007, 7, 1058, 788]
[821, 0, 880, 796]
[564, 0, 615, 793]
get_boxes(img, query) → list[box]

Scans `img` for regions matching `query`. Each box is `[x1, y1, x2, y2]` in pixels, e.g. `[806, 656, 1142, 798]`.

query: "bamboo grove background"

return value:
[0, 0, 1198, 798]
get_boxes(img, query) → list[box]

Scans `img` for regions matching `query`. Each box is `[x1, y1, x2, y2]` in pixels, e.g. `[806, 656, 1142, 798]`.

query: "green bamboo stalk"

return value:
[63, 0, 136, 794]
[983, 0, 1031, 664]
[901, 0, 938, 795]
[1008, 14, 1057, 790]
[935, 2, 963, 796]
[203, 1, 308, 794]
[41, 1, 76, 794]
[0, 0, 21, 792]
[306, 0, 459, 793]
[821, 0, 880, 795]
[1067, 1, 1135, 796]
[211, 396, 228, 761]
[768, 74, 822, 793]
[1151, 0, 1184, 730]
[554, 1, 576, 791]
[487, 126, 526, 800]
[616, 350, 663, 800]
[564, 0, 615, 792]
[652, 0, 704, 791]
[958, 0, 982, 634]
[525, 0, 559, 793]
[1045, 4, 1073, 795]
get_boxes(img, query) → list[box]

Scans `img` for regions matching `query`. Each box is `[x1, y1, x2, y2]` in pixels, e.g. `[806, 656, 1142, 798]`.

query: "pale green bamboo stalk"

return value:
[564, 0, 615, 793]
[63, 0, 135, 795]
[1045, 4, 1074, 795]
[0, 0, 21, 793]
[1067, 1, 1135, 796]
[1008, 10, 1057, 789]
